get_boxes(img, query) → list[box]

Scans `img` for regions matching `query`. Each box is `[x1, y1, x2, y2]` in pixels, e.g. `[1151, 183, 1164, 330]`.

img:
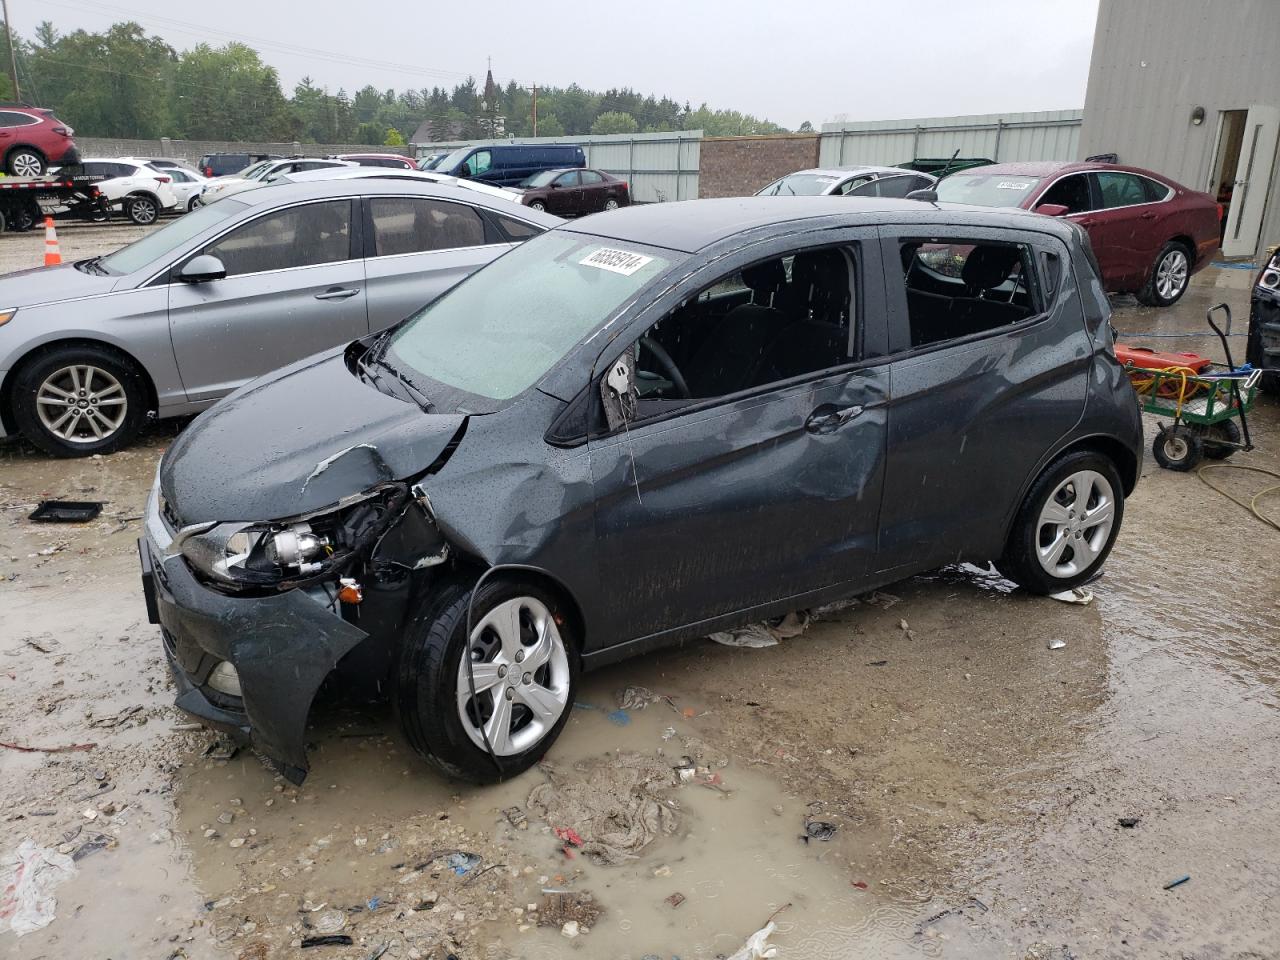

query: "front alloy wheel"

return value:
[36, 365, 129, 445]
[529, 200, 546, 211]
[396, 579, 579, 782]
[1138, 241, 1192, 307]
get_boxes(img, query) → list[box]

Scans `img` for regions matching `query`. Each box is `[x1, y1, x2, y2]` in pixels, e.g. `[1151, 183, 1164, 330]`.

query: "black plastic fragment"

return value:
[301, 935, 354, 948]
[29, 500, 104, 523]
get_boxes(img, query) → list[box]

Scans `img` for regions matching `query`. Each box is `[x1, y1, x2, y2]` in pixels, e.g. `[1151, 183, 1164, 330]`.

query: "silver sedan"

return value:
[0, 179, 559, 456]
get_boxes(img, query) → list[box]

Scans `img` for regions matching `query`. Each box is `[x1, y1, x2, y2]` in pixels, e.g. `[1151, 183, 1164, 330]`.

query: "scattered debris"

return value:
[446, 852, 481, 876]
[606, 708, 632, 726]
[88, 705, 143, 728]
[617, 685, 658, 710]
[363, 943, 389, 960]
[866, 590, 902, 609]
[709, 611, 810, 648]
[851, 881, 869, 890]
[203, 738, 240, 761]
[301, 935, 354, 948]
[71, 834, 113, 861]
[726, 920, 780, 960]
[554, 826, 584, 848]
[311, 910, 347, 934]
[0, 839, 77, 936]
[0, 740, 96, 754]
[502, 806, 527, 829]
[561, 920, 580, 939]
[1047, 639, 1067, 650]
[28, 500, 104, 523]
[803, 819, 837, 842]
[538, 891, 601, 929]
[1118, 817, 1140, 829]
[1049, 587, 1094, 605]
[661, 726, 677, 740]
[22, 636, 59, 654]
[868, 660, 888, 667]
[1163, 875, 1190, 890]
[664, 892, 686, 909]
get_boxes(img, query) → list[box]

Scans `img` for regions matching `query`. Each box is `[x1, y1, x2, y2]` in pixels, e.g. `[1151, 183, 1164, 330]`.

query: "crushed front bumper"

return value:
[1248, 290, 1280, 373]
[140, 474, 368, 782]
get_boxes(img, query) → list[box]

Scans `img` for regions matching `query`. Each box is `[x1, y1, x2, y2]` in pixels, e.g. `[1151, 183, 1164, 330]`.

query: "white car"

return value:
[155, 166, 210, 212]
[756, 165, 937, 198]
[279, 165, 525, 204]
[77, 158, 180, 224]
[200, 157, 355, 203]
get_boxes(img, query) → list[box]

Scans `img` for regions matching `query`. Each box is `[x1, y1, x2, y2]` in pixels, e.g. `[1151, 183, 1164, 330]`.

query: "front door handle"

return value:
[805, 403, 863, 435]
[315, 287, 359, 301]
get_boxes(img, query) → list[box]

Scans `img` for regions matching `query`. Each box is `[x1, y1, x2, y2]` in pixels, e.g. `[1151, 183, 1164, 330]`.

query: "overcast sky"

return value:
[28, 0, 1100, 128]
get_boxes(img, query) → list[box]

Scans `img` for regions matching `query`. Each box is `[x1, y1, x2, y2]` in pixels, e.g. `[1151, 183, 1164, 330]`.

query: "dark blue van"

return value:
[435, 143, 586, 186]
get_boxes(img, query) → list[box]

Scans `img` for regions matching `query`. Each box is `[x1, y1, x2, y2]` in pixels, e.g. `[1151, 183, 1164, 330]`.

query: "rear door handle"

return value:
[805, 403, 863, 435]
[1140, 211, 1158, 220]
[315, 287, 359, 301]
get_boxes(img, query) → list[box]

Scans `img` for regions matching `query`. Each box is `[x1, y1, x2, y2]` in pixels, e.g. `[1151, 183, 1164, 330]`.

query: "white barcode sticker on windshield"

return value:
[997, 180, 1033, 190]
[580, 248, 653, 276]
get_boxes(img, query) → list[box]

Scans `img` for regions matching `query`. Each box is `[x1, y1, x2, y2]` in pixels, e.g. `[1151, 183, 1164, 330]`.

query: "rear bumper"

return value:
[51, 144, 81, 166]
[140, 475, 368, 781]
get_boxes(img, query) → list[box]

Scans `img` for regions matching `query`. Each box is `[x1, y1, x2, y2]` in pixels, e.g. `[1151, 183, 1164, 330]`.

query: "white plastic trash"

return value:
[0, 839, 77, 936]
[727, 920, 779, 960]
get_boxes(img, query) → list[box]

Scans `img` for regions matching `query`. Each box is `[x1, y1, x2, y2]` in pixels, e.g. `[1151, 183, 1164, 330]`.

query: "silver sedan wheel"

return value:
[1155, 248, 1189, 301]
[455, 596, 571, 756]
[1035, 470, 1116, 578]
[35, 365, 128, 444]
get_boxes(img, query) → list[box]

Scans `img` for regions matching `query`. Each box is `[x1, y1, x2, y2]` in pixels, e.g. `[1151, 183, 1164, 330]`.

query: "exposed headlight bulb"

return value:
[266, 523, 330, 575]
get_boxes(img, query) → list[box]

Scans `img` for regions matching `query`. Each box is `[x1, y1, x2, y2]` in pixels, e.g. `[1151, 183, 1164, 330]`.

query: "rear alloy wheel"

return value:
[1153, 423, 1203, 471]
[604, 197, 620, 211]
[997, 450, 1124, 593]
[7, 149, 45, 177]
[396, 579, 578, 783]
[1138, 241, 1192, 307]
[127, 195, 160, 225]
[12, 345, 148, 457]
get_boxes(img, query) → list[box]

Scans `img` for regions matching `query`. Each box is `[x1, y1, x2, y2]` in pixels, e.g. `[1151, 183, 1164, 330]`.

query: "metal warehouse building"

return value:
[1080, 0, 1280, 260]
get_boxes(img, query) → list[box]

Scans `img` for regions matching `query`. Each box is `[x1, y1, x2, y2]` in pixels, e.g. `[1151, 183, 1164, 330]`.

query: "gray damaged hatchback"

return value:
[141, 197, 1142, 784]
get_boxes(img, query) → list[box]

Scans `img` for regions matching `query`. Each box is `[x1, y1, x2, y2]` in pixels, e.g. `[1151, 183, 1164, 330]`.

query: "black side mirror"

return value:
[178, 254, 227, 283]
[906, 188, 938, 202]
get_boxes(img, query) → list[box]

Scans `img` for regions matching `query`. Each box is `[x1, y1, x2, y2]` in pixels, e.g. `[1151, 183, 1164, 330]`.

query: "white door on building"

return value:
[1222, 104, 1280, 259]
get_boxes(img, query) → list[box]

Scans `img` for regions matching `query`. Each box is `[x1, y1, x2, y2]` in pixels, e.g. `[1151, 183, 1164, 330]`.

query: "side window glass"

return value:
[898, 239, 1040, 349]
[470, 151, 493, 175]
[1038, 174, 1093, 213]
[0, 111, 22, 127]
[873, 176, 921, 199]
[203, 201, 352, 276]
[836, 176, 873, 196]
[625, 246, 857, 417]
[1141, 177, 1172, 202]
[556, 171, 580, 187]
[1096, 172, 1147, 209]
[492, 214, 543, 241]
[369, 197, 485, 256]
[580, 170, 603, 185]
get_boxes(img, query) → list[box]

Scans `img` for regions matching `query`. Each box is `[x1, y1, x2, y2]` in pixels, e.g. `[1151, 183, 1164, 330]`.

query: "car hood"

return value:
[0, 262, 119, 307]
[160, 350, 466, 524]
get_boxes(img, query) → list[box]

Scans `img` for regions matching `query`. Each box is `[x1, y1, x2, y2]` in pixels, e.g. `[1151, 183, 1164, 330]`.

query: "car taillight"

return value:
[53, 127, 69, 136]
[155, 176, 171, 183]
[204, 167, 213, 177]
[1217, 203, 1224, 222]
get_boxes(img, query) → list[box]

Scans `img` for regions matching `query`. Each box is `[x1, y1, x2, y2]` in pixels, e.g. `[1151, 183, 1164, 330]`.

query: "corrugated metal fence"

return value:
[412, 131, 701, 203]
[818, 110, 1083, 168]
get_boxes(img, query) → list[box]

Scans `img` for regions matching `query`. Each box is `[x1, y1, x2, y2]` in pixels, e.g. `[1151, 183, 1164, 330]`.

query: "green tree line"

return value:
[2, 20, 788, 144]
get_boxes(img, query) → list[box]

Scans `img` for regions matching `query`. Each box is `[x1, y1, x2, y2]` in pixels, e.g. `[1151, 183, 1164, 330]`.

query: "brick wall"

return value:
[698, 134, 821, 198]
[75, 137, 411, 163]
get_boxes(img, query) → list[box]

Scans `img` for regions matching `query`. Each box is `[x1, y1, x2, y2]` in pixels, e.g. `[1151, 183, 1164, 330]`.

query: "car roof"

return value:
[951, 160, 1176, 182]
[560, 196, 1076, 254]
[234, 177, 563, 225]
[786, 166, 915, 179]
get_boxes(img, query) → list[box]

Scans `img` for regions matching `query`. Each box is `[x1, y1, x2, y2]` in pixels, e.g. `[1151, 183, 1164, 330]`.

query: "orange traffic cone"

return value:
[44, 217, 62, 267]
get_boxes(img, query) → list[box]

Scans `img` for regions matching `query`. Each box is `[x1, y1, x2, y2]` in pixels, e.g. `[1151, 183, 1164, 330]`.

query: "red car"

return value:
[0, 103, 80, 177]
[335, 153, 416, 170]
[514, 167, 630, 216]
[936, 161, 1220, 307]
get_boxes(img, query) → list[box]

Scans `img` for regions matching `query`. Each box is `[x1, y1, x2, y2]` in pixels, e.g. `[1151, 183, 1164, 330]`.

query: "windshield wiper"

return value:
[357, 333, 433, 413]
[75, 256, 109, 276]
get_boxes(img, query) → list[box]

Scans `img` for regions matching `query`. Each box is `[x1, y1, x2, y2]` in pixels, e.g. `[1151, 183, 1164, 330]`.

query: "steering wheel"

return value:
[639, 336, 691, 399]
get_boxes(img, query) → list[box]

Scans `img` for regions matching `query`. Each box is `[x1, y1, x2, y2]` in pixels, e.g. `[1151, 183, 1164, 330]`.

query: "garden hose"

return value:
[1197, 464, 1280, 532]
[1127, 365, 1204, 417]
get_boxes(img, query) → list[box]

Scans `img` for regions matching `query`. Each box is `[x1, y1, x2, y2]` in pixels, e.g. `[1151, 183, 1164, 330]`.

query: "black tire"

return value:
[395, 577, 579, 783]
[187, 195, 202, 212]
[1201, 419, 1241, 460]
[12, 202, 36, 232]
[126, 194, 160, 225]
[11, 344, 150, 457]
[1136, 241, 1192, 307]
[1261, 371, 1280, 396]
[996, 449, 1125, 594]
[6, 147, 45, 177]
[529, 200, 546, 212]
[604, 197, 620, 211]
[1152, 424, 1203, 472]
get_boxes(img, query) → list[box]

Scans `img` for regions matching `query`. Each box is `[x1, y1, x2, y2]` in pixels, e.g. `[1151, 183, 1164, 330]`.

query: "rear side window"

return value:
[203, 200, 353, 276]
[1142, 177, 1172, 202]
[491, 213, 544, 241]
[0, 110, 36, 127]
[368, 197, 486, 256]
[898, 240, 1040, 349]
[1095, 172, 1148, 209]
[580, 170, 603, 185]
[1039, 174, 1093, 213]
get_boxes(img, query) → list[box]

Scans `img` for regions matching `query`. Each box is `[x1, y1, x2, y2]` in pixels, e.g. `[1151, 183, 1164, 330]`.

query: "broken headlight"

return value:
[178, 522, 275, 585]
[1257, 251, 1280, 296]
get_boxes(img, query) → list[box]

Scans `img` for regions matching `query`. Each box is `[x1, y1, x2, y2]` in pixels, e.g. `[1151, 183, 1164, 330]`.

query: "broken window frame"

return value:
[576, 228, 889, 443]
[880, 228, 1053, 357]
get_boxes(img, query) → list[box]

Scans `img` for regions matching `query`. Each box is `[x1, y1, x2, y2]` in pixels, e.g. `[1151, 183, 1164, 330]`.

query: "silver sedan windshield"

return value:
[99, 200, 247, 275]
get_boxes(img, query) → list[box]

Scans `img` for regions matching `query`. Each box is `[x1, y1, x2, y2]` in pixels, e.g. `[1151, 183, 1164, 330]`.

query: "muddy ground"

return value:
[1, 224, 1278, 960]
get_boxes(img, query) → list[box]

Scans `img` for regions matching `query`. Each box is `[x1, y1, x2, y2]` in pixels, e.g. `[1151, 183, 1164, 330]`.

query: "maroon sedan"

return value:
[514, 167, 630, 216]
[936, 161, 1221, 307]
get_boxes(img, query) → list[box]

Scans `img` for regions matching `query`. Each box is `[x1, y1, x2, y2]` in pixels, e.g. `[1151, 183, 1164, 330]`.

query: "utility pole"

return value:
[1, 0, 20, 102]
[531, 83, 538, 137]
